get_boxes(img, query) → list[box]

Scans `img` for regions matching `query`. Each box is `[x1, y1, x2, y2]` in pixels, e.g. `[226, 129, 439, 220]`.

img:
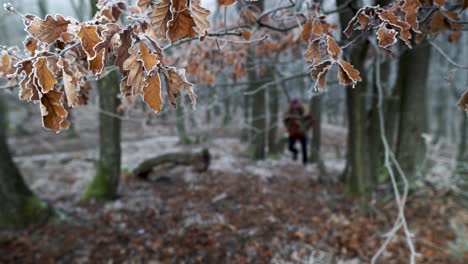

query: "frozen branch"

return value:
[371, 40, 417, 264]
[429, 40, 468, 70]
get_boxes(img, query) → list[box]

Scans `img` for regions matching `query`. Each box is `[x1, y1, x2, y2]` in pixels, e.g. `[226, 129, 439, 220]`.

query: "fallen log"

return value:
[132, 149, 211, 178]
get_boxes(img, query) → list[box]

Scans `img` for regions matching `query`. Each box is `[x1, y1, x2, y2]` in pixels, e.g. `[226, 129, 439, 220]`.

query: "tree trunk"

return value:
[395, 44, 430, 180]
[455, 111, 467, 177]
[82, 1, 122, 201]
[241, 54, 253, 142]
[267, 67, 280, 156]
[249, 60, 266, 160]
[176, 96, 191, 144]
[0, 94, 49, 230]
[309, 93, 322, 163]
[82, 71, 122, 201]
[338, 0, 372, 202]
[223, 86, 232, 125]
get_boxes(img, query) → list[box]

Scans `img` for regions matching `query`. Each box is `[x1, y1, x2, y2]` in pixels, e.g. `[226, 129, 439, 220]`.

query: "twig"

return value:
[243, 72, 309, 96]
[429, 40, 468, 69]
[371, 40, 417, 264]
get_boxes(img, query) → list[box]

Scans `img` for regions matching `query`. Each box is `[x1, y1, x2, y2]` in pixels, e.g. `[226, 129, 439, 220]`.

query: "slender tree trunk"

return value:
[249, 61, 266, 160]
[0, 94, 50, 230]
[223, 85, 232, 125]
[267, 67, 279, 156]
[82, 72, 122, 201]
[338, 0, 372, 202]
[395, 44, 430, 180]
[455, 111, 467, 177]
[176, 96, 191, 144]
[241, 55, 253, 142]
[309, 93, 322, 163]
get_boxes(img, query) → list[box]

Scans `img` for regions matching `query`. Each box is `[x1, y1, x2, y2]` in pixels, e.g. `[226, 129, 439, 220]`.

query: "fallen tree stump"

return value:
[132, 149, 211, 178]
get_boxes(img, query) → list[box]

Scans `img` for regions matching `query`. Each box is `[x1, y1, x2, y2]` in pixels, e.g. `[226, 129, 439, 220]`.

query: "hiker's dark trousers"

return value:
[288, 136, 307, 165]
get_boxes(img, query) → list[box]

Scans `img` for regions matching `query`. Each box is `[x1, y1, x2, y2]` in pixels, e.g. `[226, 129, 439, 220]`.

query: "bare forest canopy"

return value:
[0, 0, 467, 263]
[0, 0, 466, 132]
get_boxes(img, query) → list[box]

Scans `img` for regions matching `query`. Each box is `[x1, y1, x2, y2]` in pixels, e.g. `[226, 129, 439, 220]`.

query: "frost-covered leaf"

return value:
[401, 0, 421, 32]
[57, 58, 80, 108]
[167, 0, 197, 42]
[378, 10, 412, 48]
[304, 39, 324, 65]
[123, 48, 145, 95]
[310, 60, 332, 90]
[338, 60, 361, 87]
[138, 42, 159, 73]
[164, 67, 196, 108]
[24, 37, 39, 56]
[88, 48, 106, 77]
[15, 59, 37, 101]
[137, 0, 152, 12]
[326, 36, 341, 61]
[457, 90, 468, 111]
[302, 20, 313, 42]
[377, 23, 397, 48]
[33, 57, 57, 93]
[77, 24, 104, 60]
[26, 15, 71, 44]
[40, 90, 69, 132]
[190, 0, 211, 38]
[0, 53, 15, 77]
[143, 72, 163, 113]
[148, 0, 171, 39]
[115, 28, 133, 74]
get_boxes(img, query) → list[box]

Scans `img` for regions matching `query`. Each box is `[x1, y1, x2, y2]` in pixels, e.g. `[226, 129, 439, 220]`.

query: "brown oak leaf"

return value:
[304, 39, 324, 65]
[77, 24, 104, 60]
[377, 23, 398, 48]
[15, 60, 37, 101]
[338, 60, 361, 87]
[24, 37, 39, 56]
[167, 0, 197, 42]
[88, 49, 106, 77]
[164, 67, 196, 108]
[114, 28, 133, 74]
[57, 58, 80, 108]
[123, 48, 145, 95]
[33, 57, 57, 93]
[138, 42, 159, 73]
[149, 0, 172, 39]
[137, 0, 152, 12]
[143, 72, 163, 113]
[310, 60, 332, 90]
[457, 90, 468, 111]
[401, 0, 421, 32]
[326, 36, 341, 61]
[190, 0, 211, 38]
[40, 90, 69, 132]
[302, 20, 313, 42]
[26, 15, 71, 44]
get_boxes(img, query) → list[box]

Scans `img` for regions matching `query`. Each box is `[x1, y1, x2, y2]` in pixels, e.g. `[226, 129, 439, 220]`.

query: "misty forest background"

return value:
[0, 0, 467, 263]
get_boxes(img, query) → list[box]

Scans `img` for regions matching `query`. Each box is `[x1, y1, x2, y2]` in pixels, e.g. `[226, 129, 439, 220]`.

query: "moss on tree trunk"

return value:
[82, 71, 121, 201]
[0, 95, 49, 230]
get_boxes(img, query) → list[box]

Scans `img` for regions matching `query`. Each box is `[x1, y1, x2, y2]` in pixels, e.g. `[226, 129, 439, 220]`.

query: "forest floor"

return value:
[0, 105, 467, 264]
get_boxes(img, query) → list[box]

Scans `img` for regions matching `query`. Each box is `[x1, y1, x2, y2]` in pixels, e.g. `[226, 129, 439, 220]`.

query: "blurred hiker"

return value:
[283, 99, 314, 164]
